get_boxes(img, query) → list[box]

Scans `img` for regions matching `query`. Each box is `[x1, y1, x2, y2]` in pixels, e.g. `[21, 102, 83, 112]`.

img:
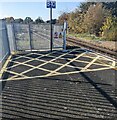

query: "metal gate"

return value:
[8, 23, 64, 51]
[13, 24, 30, 50]
[31, 24, 50, 50]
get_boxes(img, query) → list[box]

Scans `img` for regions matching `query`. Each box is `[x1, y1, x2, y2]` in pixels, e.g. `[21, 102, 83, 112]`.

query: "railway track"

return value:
[67, 37, 116, 59]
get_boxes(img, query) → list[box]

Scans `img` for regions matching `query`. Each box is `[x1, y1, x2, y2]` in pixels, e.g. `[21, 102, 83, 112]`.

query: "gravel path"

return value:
[68, 36, 117, 51]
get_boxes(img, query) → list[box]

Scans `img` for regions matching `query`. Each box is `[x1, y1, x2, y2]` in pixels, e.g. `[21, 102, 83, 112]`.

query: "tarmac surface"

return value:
[0, 48, 117, 119]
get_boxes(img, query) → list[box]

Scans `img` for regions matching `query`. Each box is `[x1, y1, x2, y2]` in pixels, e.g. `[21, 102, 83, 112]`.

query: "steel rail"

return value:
[67, 37, 116, 59]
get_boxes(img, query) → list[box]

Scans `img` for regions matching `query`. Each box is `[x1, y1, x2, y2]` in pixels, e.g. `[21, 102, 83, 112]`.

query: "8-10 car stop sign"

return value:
[46, 0, 56, 8]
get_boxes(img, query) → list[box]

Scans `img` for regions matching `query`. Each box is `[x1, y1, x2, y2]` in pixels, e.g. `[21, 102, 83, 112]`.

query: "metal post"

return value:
[63, 20, 68, 52]
[29, 24, 32, 50]
[12, 23, 17, 51]
[63, 30, 66, 50]
[50, 7, 53, 52]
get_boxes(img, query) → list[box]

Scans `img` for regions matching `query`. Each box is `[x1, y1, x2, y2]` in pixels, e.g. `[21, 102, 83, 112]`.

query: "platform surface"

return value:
[0, 49, 117, 119]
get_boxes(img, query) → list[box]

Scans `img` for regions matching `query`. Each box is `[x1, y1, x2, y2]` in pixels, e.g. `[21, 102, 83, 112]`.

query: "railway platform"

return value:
[1, 48, 117, 119]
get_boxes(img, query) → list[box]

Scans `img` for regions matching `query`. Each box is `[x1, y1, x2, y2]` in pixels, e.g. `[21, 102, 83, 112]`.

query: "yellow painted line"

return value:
[6, 51, 58, 79]
[95, 59, 116, 68]
[81, 56, 100, 71]
[7, 51, 57, 69]
[112, 61, 116, 67]
[46, 52, 86, 76]
[87, 52, 117, 66]
[45, 67, 112, 77]
[3, 48, 115, 81]
[36, 58, 83, 70]
[0, 55, 12, 79]
[8, 75, 21, 80]
[19, 49, 77, 75]
[74, 59, 110, 67]
[91, 51, 116, 62]
[112, 67, 117, 70]
[7, 76, 28, 81]
[6, 70, 27, 77]
[53, 55, 111, 67]
[0, 67, 112, 82]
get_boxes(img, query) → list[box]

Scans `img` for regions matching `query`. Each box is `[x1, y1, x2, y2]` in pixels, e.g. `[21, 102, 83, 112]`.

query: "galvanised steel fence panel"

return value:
[7, 24, 16, 52]
[53, 24, 63, 49]
[9, 23, 64, 51]
[30, 24, 50, 50]
[0, 19, 10, 70]
[14, 24, 30, 50]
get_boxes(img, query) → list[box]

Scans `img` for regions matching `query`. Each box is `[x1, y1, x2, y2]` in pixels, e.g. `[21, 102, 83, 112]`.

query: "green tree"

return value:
[58, 12, 69, 24]
[5, 17, 14, 23]
[79, 2, 96, 13]
[35, 17, 44, 24]
[101, 16, 117, 41]
[103, 2, 117, 17]
[83, 3, 110, 36]
[14, 18, 23, 23]
[24, 17, 33, 24]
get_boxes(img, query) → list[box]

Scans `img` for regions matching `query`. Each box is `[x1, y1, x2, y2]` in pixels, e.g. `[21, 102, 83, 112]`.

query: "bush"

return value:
[101, 17, 117, 41]
[102, 27, 117, 41]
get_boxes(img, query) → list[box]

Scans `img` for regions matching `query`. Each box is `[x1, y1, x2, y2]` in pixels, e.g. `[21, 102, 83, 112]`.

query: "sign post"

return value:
[46, 0, 56, 52]
[63, 20, 68, 52]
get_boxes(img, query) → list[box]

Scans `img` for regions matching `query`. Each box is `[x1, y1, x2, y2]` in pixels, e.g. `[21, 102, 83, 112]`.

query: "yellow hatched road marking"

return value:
[8, 51, 58, 79]
[1, 48, 116, 81]
[81, 56, 100, 71]
[19, 49, 77, 75]
[46, 52, 86, 76]
[7, 51, 57, 69]
[1, 67, 112, 82]
[0, 55, 12, 79]
[5, 70, 27, 78]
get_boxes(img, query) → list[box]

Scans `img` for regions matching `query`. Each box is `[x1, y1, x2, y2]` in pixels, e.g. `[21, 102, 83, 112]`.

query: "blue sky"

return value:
[0, 2, 81, 21]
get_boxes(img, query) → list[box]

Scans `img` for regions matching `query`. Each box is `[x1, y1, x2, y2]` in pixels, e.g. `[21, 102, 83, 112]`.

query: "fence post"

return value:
[29, 24, 32, 50]
[63, 20, 68, 52]
[12, 23, 17, 51]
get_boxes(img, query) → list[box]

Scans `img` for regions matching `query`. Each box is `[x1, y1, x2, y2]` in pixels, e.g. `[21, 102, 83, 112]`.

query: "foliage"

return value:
[35, 17, 44, 24]
[14, 18, 23, 23]
[46, 19, 57, 24]
[58, 12, 69, 24]
[58, 2, 116, 41]
[24, 17, 33, 24]
[102, 2, 117, 17]
[79, 2, 96, 13]
[68, 33, 103, 41]
[5, 17, 14, 23]
[101, 17, 117, 41]
[83, 3, 110, 36]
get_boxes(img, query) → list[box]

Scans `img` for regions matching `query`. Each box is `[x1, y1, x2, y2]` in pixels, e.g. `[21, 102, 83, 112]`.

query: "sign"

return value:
[53, 25, 63, 39]
[54, 32, 58, 38]
[47, 0, 56, 8]
[59, 32, 62, 38]
[46, 0, 56, 52]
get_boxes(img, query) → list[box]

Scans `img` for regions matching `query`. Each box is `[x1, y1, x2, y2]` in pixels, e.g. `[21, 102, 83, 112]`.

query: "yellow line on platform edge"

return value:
[0, 55, 12, 79]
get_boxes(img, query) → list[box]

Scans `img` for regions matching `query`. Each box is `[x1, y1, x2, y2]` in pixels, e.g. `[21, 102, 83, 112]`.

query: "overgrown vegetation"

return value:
[58, 2, 117, 41]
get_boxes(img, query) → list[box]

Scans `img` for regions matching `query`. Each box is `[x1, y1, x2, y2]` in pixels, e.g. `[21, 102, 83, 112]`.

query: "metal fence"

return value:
[0, 21, 64, 70]
[0, 20, 10, 70]
[7, 23, 63, 51]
